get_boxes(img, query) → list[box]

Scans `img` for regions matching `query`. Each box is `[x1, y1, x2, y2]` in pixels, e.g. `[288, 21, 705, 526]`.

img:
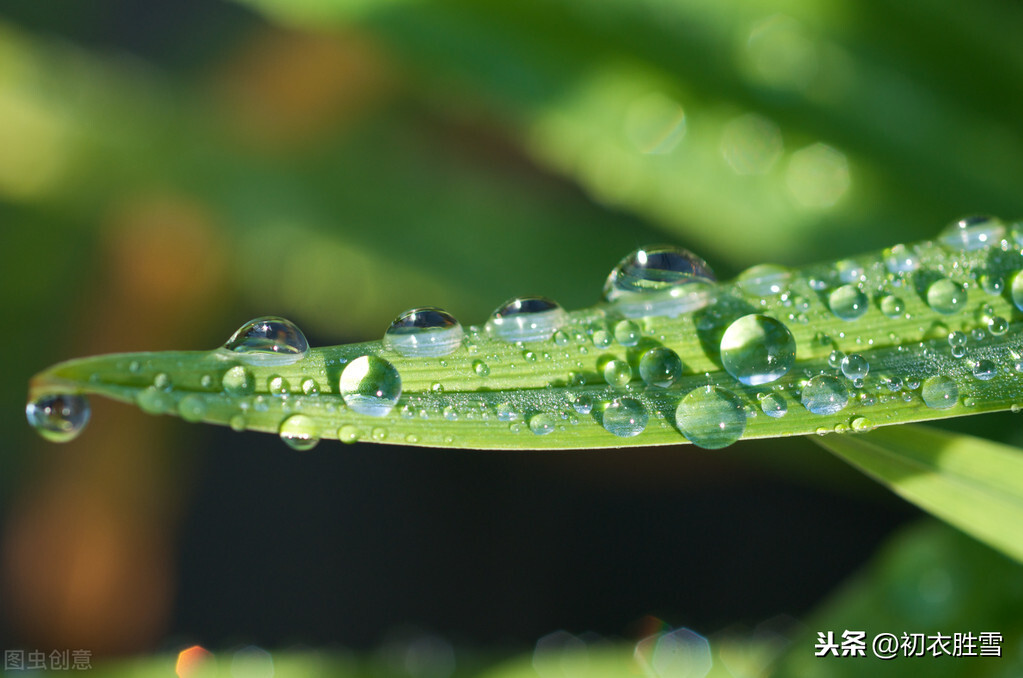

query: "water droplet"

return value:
[229, 414, 247, 432]
[988, 316, 1009, 335]
[129, 360, 142, 373]
[801, 375, 849, 415]
[443, 406, 459, 421]
[828, 350, 846, 369]
[736, 263, 791, 296]
[496, 402, 519, 421]
[720, 314, 795, 385]
[675, 386, 746, 449]
[592, 329, 612, 348]
[604, 245, 716, 317]
[613, 320, 641, 347]
[981, 274, 1004, 295]
[921, 376, 958, 409]
[26, 394, 91, 442]
[927, 279, 967, 315]
[602, 397, 648, 437]
[472, 360, 491, 377]
[835, 259, 864, 283]
[879, 295, 905, 318]
[339, 356, 401, 417]
[638, 347, 683, 388]
[573, 395, 593, 414]
[137, 387, 172, 414]
[951, 344, 967, 359]
[487, 296, 567, 343]
[223, 316, 309, 366]
[602, 359, 633, 387]
[828, 284, 869, 321]
[948, 331, 967, 347]
[383, 307, 464, 357]
[301, 378, 319, 395]
[883, 244, 919, 273]
[178, 394, 208, 422]
[268, 376, 289, 395]
[758, 391, 787, 418]
[850, 416, 873, 432]
[528, 413, 557, 436]
[553, 330, 569, 346]
[1011, 271, 1023, 312]
[972, 359, 997, 381]
[338, 424, 360, 444]
[372, 427, 387, 441]
[222, 365, 255, 396]
[840, 354, 869, 380]
[279, 414, 319, 451]
[154, 373, 171, 390]
[940, 214, 1005, 251]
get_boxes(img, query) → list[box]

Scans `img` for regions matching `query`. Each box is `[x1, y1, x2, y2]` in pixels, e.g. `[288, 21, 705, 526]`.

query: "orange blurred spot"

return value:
[176, 645, 215, 678]
[212, 27, 394, 151]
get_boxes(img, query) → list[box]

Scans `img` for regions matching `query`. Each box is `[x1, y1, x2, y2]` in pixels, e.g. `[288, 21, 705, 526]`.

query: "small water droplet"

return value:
[383, 307, 464, 357]
[638, 347, 683, 388]
[828, 284, 869, 321]
[268, 375, 289, 395]
[720, 314, 795, 386]
[487, 296, 567, 343]
[338, 424, 360, 444]
[879, 295, 905, 318]
[604, 245, 716, 317]
[200, 374, 214, 389]
[154, 373, 172, 390]
[980, 274, 1004, 295]
[736, 263, 791, 296]
[472, 360, 491, 377]
[988, 316, 1009, 335]
[553, 330, 570, 346]
[675, 385, 746, 449]
[850, 416, 873, 432]
[528, 413, 557, 436]
[828, 350, 846, 369]
[883, 244, 919, 273]
[921, 376, 958, 409]
[927, 278, 967, 315]
[301, 378, 319, 395]
[229, 414, 247, 432]
[591, 328, 612, 348]
[801, 375, 849, 415]
[602, 397, 648, 437]
[222, 365, 255, 396]
[443, 406, 459, 421]
[339, 356, 401, 417]
[279, 414, 319, 450]
[178, 394, 208, 422]
[372, 427, 387, 441]
[835, 259, 864, 283]
[948, 331, 968, 347]
[602, 359, 633, 387]
[972, 359, 997, 380]
[137, 386, 173, 414]
[573, 395, 593, 414]
[496, 402, 519, 421]
[613, 320, 641, 347]
[940, 214, 1005, 251]
[128, 360, 142, 373]
[758, 391, 787, 418]
[26, 394, 91, 442]
[223, 316, 309, 365]
[840, 354, 869, 380]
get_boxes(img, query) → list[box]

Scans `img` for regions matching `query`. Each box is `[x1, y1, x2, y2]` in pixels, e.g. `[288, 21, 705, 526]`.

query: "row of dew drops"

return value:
[26, 216, 1023, 450]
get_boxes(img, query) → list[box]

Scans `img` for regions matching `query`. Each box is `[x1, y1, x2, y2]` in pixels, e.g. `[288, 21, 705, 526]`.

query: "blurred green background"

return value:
[3, 0, 1023, 675]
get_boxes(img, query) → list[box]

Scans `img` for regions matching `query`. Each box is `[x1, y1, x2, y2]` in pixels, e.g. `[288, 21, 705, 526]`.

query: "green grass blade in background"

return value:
[815, 425, 1023, 564]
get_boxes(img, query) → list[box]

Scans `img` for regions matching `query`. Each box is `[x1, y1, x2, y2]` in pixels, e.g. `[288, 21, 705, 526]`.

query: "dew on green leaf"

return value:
[638, 347, 683, 388]
[972, 360, 997, 381]
[736, 263, 791, 296]
[603, 359, 633, 387]
[840, 354, 869, 380]
[921, 375, 959, 409]
[604, 245, 716, 317]
[613, 319, 641, 347]
[178, 394, 207, 423]
[879, 294, 905, 318]
[339, 355, 401, 417]
[719, 314, 795, 385]
[222, 316, 309, 366]
[222, 365, 255, 396]
[801, 375, 849, 415]
[279, 414, 320, 451]
[26, 393, 91, 443]
[758, 391, 787, 418]
[828, 284, 869, 321]
[927, 278, 967, 315]
[528, 413, 557, 436]
[602, 397, 648, 437]
[487, 296, 566, 343]
[940, 214, 1005, 251]
[383, 307, 464, 357]
[675, 385, 746, 449]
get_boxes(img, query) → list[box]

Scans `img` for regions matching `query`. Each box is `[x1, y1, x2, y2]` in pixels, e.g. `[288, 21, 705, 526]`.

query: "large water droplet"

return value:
[604, 245, 716, 317]
[223, 316, 309, 366]
[736, 263, 791, 296]
[921, 375, 958, 409]
[383, 307, 464, 357]
[675, 386, 746, 449]
[602, 397, 648, 437]
[487, 297, 566, 343]
[940, 215, 1005, 251]
[720, 314, 795, 385]
[613, 319, 641, 347]
[339, 356, 401, 417]
[801, 375, 849, 415]
[1011, 271, 1023, 312]
[840, 354, 869, 380]
[26, 394, 91, 442]
[279, 414, 320, 451]
[828, 284, 868, 321]
[758, 392, 787, 418]
[927, 279, 967, 315]
[638, 347, 683, 388]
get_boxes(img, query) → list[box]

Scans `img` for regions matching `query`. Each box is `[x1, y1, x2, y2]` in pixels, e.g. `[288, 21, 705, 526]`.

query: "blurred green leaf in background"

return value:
[3, 0, 1023, 675]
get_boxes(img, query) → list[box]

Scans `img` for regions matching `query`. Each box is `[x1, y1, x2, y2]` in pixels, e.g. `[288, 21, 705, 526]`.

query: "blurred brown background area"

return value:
[3, 0, 1022, 666]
